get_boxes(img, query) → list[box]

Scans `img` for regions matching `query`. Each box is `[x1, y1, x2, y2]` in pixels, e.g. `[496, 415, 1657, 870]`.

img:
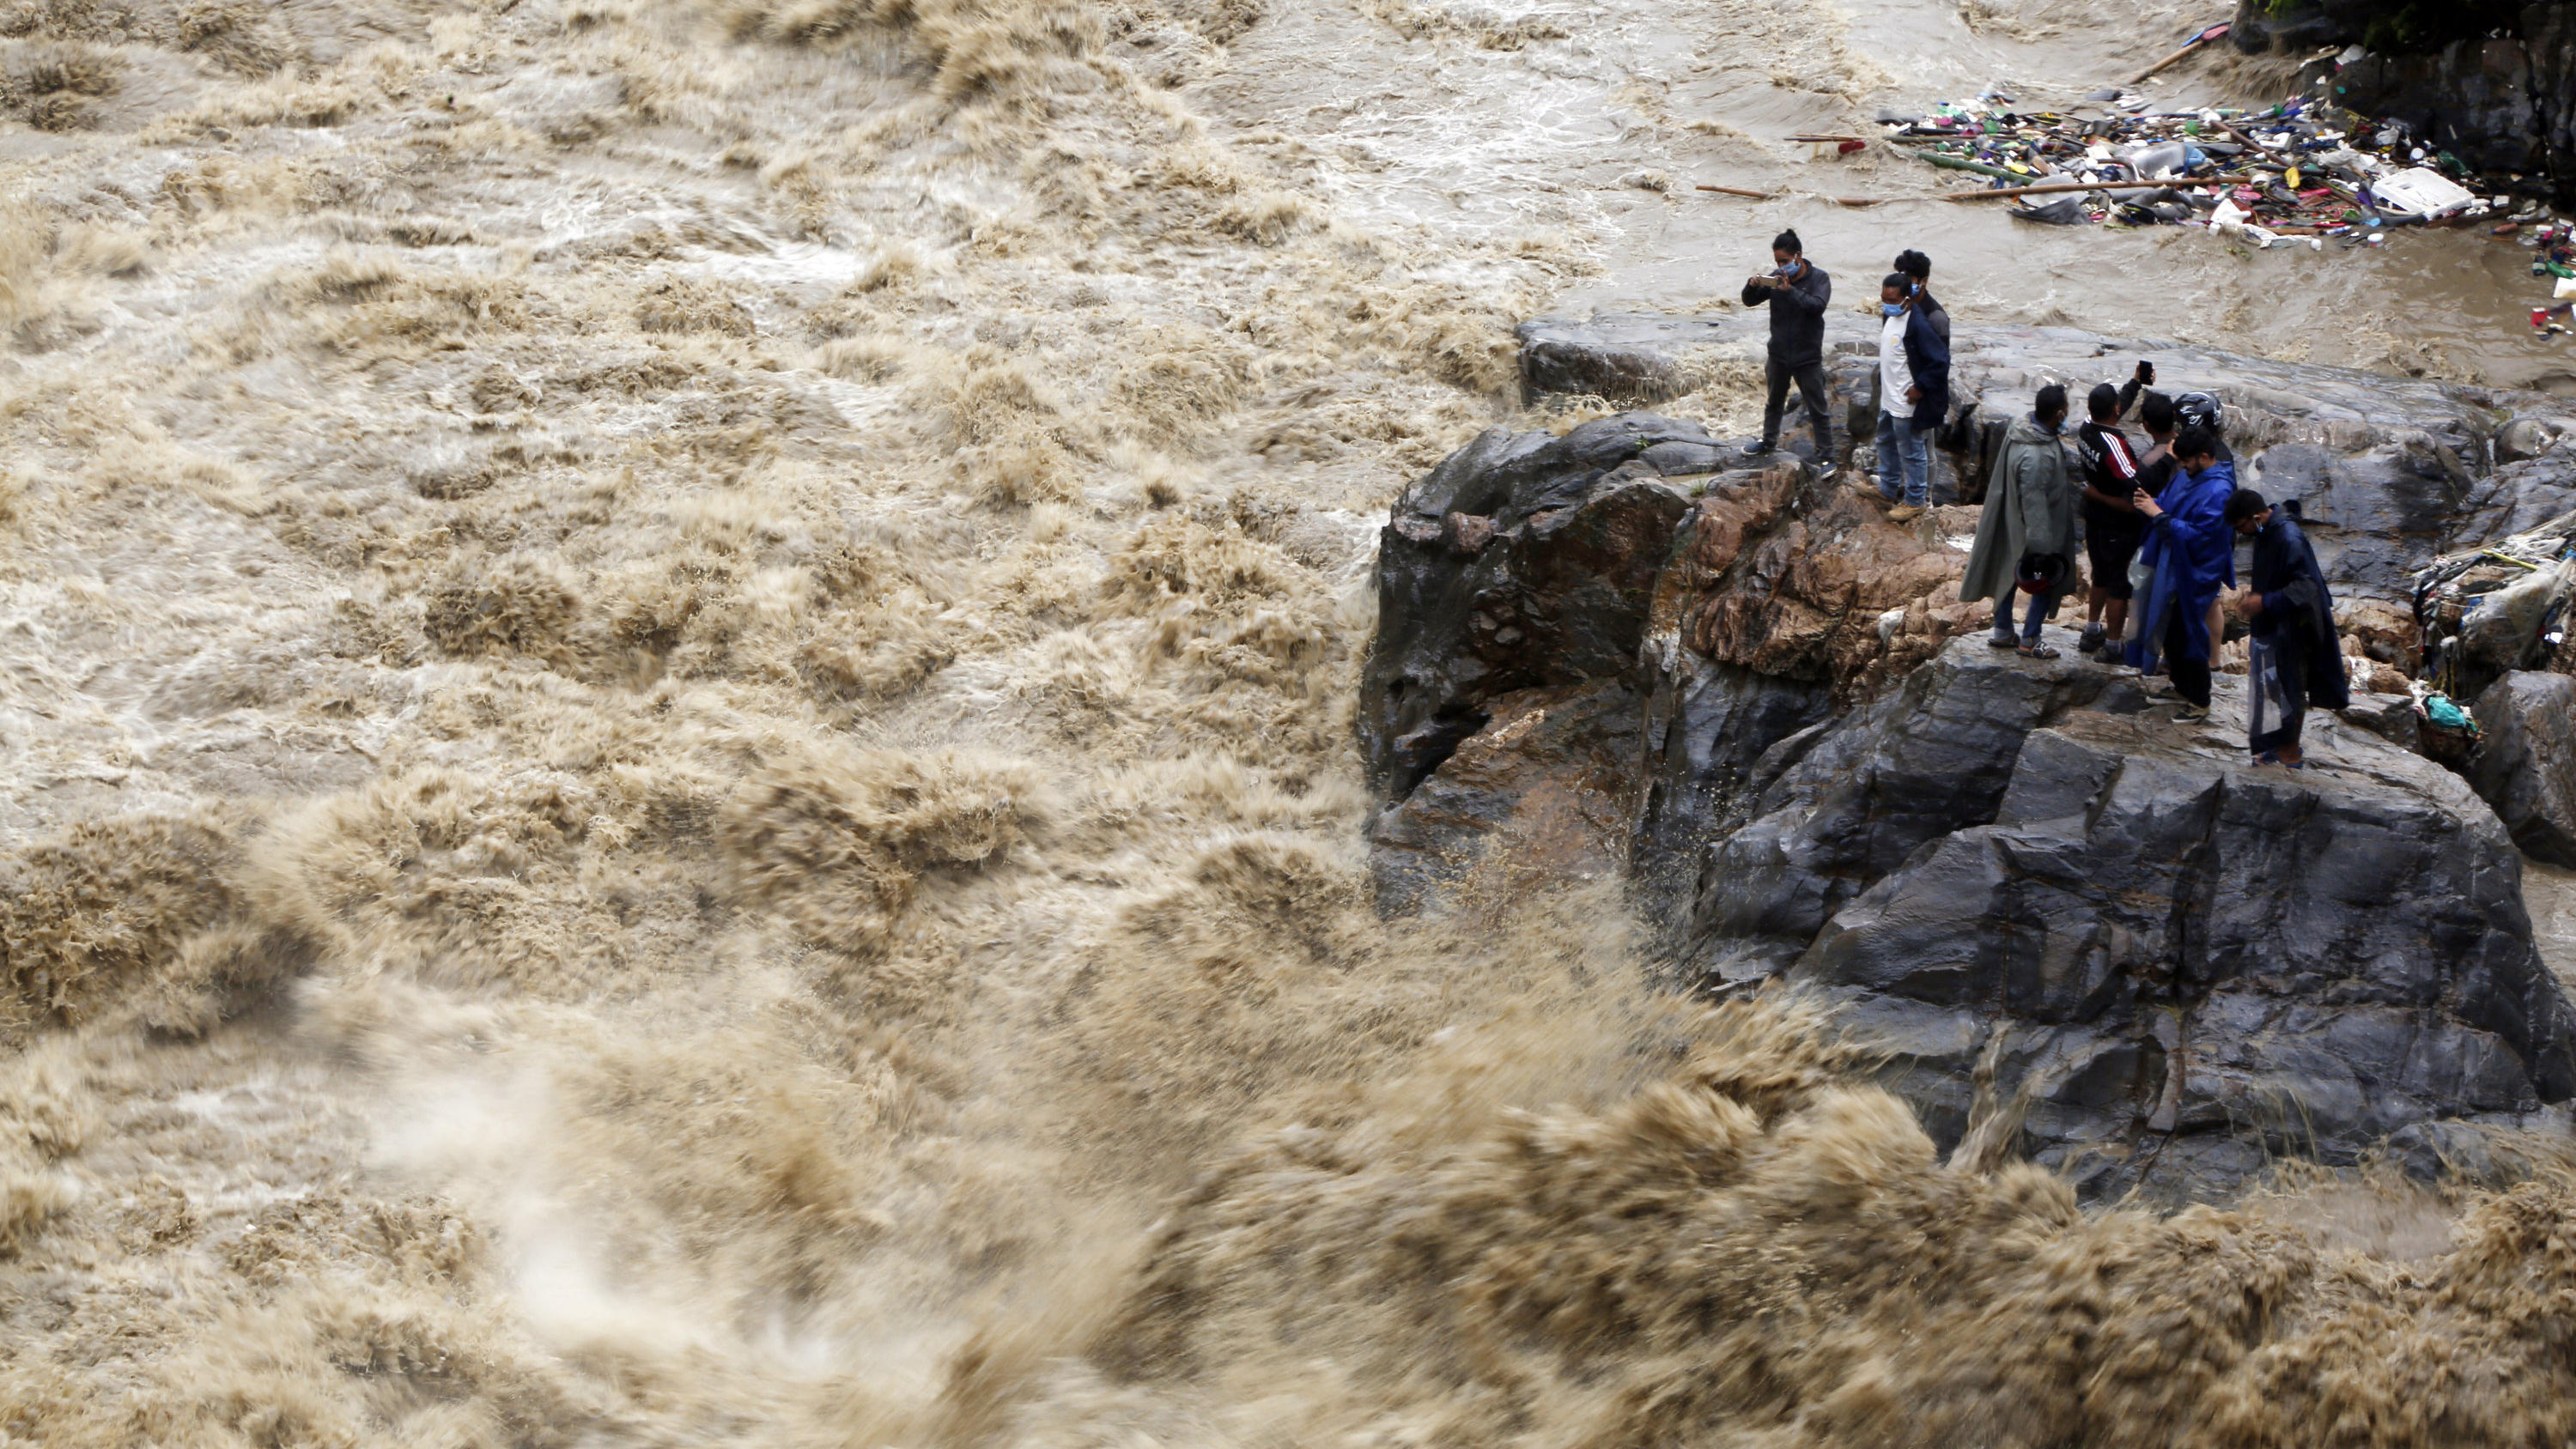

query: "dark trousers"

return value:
[2164, 605, 2212, 708]
[1763, 357, 1834, 452]
[2250, 637, 2307, 755]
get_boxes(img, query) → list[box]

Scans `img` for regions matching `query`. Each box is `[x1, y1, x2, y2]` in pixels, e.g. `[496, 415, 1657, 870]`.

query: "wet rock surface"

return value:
[2470, 670, 2576, 867]
[1359, 412, 1753, 800]
[1367, 323, 2576, 1199]
[1765, 646, 2574, 1203]
[1366, 680, 1638, 915]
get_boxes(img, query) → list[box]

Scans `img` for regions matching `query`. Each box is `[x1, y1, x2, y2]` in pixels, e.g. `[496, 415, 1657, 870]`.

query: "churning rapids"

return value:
[10, 0, 2576, 1443]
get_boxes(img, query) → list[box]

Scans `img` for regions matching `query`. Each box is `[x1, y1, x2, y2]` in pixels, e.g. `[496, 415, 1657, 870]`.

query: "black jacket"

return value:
[1742, 262, 1831, 367]
[2251, 506, 2351, 709]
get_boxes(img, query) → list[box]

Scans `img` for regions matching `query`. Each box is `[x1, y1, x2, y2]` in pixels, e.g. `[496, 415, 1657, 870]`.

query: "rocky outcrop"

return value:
[1740, 642, 2575, 1201]
[2470, 670, 2576, 865]
[1361, 316, 2576, 1199]
[1367, 681, 1637, 915]
[1359, 413, 1735, 803]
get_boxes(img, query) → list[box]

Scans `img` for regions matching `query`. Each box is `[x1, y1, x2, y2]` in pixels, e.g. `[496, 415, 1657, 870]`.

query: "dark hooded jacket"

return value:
[2249, 502, 2350, 709]
[1899, 304, 1949, 430]
[1742, 261, 1831, 367]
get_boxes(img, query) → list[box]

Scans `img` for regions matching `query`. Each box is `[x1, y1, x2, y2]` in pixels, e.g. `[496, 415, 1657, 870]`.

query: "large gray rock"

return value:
[2470, 670, 2576, 866]
[1360, 390, 2576, 1203]
[1359, 413, 1765, 801]
[1686, 642, 2148, 986]
[1751, 639, 2576, 1202]
[1367, 681, 1637, 916]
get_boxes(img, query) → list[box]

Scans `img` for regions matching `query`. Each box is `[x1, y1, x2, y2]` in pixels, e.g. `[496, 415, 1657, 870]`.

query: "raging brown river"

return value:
[9, 0, 2576, 1442]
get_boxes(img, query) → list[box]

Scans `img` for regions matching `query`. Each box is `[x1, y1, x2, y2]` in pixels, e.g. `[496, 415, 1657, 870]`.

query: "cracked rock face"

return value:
[1755, 642, 2575, 1203]
[1358, 413, 1743, 803]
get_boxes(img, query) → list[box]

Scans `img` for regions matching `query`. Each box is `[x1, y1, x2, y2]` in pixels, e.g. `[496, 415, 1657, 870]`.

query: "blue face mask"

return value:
[1881, 302, 1905, 318]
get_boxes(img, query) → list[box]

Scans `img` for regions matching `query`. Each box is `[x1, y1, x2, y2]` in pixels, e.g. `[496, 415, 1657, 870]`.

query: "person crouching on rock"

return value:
[2227, 488, 2349, 768]
[1860, 271, 1948, 523]
[2127, 425, 2238, 722]
[1743, 229, 1836, 466]
[1959, 384, 2078, 659]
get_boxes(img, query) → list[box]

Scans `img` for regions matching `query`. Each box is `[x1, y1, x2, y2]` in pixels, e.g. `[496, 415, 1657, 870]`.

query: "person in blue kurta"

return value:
[2226, 488, 2350, 767]
[2126, 426, 2236, 719]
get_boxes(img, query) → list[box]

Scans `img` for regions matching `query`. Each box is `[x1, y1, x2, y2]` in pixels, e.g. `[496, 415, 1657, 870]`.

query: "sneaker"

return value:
[1885, 503, 1925, 523]
[2079, 622, 2105, 655]
[2174, 703, 2210, 723]
[1745, 440, 1777, 457]
[2094, 636, 2125, 664]
[1988, 634, 2020, 649]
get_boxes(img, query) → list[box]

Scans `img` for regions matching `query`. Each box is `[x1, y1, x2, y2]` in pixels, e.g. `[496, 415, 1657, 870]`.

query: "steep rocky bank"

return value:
[1364, 311, 2576, 1199]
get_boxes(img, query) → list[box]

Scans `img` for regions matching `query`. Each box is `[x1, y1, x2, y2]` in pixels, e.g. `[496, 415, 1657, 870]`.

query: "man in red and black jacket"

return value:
[2073, 369, 2157, 661]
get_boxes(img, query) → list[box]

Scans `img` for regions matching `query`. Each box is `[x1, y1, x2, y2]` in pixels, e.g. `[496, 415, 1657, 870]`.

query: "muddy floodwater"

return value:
[8, 0, 2576, 1444]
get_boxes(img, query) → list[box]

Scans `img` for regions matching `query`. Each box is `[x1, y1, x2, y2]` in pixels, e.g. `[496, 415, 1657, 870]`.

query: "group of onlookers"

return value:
[1739, 233, 2349, 769]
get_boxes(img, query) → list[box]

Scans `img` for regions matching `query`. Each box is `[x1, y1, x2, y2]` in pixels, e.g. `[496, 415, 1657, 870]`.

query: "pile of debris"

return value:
[1879, 88, 2514, 244]
[2412, 507, 2576, 748]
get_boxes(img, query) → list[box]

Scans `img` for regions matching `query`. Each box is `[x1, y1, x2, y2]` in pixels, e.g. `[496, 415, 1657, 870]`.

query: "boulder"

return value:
[1359, 413, 1760, 802]
[1516, 315, 1731, 406]
[1367, 681, 1637, 915]
[1686, 641, 2148, 985]
[2469, 670, 2576, 867]
[1747, 641, 2576, 1202]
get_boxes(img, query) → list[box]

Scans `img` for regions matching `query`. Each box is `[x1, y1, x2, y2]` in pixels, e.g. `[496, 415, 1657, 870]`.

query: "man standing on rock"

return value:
[1863, 272, 1948, 523]
[1894, 248, 1948, 346]
[1744, 230, 1835, 466]
[1959, 385, 2079, 658]
[2227, 488, 2349, 767]
[2129, 426, 2238, 720]
[2074, 381, 2146, 661]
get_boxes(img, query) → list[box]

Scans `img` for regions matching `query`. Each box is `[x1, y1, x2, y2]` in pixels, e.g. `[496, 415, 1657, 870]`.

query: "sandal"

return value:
[2018, 643, 2059, 660]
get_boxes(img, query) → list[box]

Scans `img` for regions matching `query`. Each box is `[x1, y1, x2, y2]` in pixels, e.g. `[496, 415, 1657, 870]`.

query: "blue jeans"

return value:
[1874, 410, 1929, 506]
[1992, 588, 2049, 645]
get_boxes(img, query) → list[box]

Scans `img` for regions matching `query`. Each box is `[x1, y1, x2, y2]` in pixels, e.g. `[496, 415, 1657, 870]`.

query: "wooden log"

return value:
[1942, 173, 2256, 201]
[2126, 21, 2229, 85]
[1694, 185, 1886, 206]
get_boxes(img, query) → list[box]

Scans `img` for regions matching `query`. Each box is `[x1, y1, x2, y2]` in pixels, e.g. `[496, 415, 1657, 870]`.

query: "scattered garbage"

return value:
[2414, 507, 2576, 695]
[1878, 46, 2540, 246]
